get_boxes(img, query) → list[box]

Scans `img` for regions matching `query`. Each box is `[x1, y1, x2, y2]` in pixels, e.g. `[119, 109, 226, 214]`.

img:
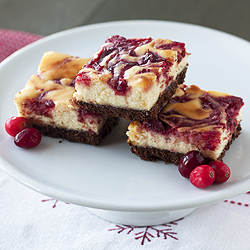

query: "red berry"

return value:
[178, 150, 206, 178]
[208, 160, 231, 184]
[5, 116, 32, 137]
[190, 165, 215, 188]
[14, 128, 42, 148]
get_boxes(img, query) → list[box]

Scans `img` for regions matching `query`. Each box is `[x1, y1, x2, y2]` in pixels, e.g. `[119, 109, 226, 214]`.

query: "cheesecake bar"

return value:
[127, 85, 244, 164]
[14, 51, 119, 145]
[74, 35, 189, 121]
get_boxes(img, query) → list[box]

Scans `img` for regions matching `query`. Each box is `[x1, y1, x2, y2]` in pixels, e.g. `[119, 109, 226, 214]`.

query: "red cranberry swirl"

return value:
[76, 35, 187, 96]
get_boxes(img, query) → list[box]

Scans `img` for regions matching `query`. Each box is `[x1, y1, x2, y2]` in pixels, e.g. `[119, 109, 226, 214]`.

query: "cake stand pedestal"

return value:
[85, 207, 197, 226]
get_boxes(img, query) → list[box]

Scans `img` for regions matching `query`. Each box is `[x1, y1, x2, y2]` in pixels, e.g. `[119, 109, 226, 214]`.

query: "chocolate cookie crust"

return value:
[76, 67, 187, 122]
[33, 117, 119, 146]
[127, 123, 242, 165]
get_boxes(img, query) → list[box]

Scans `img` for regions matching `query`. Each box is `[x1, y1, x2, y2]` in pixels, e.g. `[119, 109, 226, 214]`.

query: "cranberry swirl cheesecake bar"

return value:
[14, 51, 119, 145]
[126, 85, 244, 164]
[74, 35, 189, 121]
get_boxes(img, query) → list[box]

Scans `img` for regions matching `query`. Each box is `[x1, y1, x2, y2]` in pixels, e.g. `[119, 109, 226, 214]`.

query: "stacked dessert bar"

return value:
[74, 35, 188, 121]
[126, 84, 243, 164]
[14, 51, 119, 145]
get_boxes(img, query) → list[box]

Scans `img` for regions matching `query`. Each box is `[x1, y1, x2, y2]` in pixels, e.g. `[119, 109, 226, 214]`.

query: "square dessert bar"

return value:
[74, 35, 189, 121]
[127, 85, 244, 164]
[14, 51, 119, 145]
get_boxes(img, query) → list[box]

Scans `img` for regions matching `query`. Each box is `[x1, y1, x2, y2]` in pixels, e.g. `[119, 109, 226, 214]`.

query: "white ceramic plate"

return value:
[0, 20, 250, 213]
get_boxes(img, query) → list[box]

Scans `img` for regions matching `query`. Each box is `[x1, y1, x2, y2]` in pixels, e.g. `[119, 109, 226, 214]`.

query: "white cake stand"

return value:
[1, 20, 250, 226]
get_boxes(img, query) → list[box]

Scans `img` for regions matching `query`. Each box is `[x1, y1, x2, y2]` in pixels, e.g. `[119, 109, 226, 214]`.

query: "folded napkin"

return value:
[1, 29, 250, 250]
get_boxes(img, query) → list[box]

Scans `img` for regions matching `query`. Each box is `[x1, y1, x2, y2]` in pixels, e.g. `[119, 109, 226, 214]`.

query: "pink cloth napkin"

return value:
[0, 28, 42, 62]
[1, 29, 250, 250]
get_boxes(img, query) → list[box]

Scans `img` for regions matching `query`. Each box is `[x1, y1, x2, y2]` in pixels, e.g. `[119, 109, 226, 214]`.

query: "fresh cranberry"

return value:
[178, 150, 206, 178]
[208, 160, 231, 184]
[5, 116, 32, 137]
[190, 165, 215, 188]
[14, 128, 42, 148]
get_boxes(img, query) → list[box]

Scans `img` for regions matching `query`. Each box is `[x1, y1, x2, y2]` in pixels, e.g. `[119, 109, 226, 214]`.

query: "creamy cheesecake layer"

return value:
[74, 35, 189, 111]
[127, 85, 244, 161]
[15, 75, 107, 134]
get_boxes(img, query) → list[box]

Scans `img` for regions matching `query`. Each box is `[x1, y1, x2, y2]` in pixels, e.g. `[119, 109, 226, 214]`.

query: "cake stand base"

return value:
[85, 207, 196, 226]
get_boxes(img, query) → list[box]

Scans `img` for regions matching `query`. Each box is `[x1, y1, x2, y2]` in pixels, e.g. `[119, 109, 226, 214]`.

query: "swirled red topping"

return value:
[141, 85, 244, 151]
[23, 92, 55, 118]
[76, 35, 188, 96]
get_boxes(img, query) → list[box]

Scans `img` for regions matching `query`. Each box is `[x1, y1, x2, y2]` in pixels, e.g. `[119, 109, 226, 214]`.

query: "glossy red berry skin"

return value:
[208, 160, 231, 184]
[178, 150, 206, 178]
[190, 165, 215, 188]
[14, 128, 42, 148]
[5, 116, 32, 137]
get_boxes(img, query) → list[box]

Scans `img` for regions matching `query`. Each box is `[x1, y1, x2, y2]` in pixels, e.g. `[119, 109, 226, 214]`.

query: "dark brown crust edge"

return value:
[33, 117, 119, 146]
[75, 67, 187, 122]
[127, 123, 242, 165]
